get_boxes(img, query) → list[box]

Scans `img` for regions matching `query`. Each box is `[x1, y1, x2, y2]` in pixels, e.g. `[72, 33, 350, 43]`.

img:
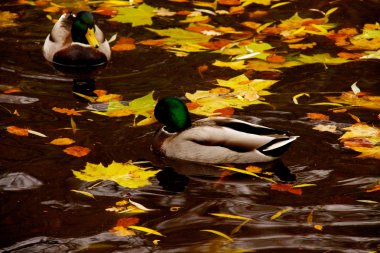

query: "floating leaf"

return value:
[128, 225, 165, 237]
[213, 60, 247, 70]
[271, 2, 290, 8]
[27, 129, 47, 138]
[271, 183, 302, 196]
[210, 213, 251, 221]
[215, 165, 275, 182]
[49, 138, 75, 146]
[292, 183, 317, 188]
[326, 92, 380, 110]
[356, 200, 378, 204]
[129, 199, 156, 211]
[313, 224, 323, 231]
[307, 113, 330, 121]
[71, 189, 95, 199]
[73, 161, 160, 188]
[270, 208, 292, 220]
[297, 53, 349, 65]
[110, 226, 136, 236]
[109, 4, 156, 26]
[147, 28, 211, 46]
[0, 11, 18, 28]
[293, 93, 310, 104]
[52, 107, 83, 116]
[64, 146, 91, 157]
[7, 126, 28, 136]
[200, 229, 234, 241]
[312, 124, 337, 133]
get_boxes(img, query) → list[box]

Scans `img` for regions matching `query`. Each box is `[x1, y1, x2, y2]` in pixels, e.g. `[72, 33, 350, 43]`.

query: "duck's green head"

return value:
[154, 97, 192, 133]
[71, 11, 100, 48]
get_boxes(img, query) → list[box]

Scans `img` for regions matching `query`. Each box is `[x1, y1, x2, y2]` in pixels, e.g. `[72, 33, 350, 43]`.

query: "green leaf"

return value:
[109, 4, 156, 26]
[297, 53, 349, 65]
[128, 91, 156, 118]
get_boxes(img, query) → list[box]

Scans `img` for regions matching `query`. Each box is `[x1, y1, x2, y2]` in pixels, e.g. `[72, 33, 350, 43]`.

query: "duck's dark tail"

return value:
[258, 136, 298, 157]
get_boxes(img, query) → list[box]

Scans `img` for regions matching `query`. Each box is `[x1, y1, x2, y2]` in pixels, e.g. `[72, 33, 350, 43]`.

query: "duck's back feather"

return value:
[154, 117, 298, 164]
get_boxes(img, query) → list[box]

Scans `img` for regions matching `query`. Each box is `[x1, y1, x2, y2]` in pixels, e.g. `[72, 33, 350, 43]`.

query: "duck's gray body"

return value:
[153, 117, 298, 164]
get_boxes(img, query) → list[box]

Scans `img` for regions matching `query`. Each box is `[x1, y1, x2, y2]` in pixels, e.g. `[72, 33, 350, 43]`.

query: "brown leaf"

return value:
[307, 113, 330, 121]
[7, 126, 28, 136]
[63, 146, 91, 157]
[271, 183, 303, 196]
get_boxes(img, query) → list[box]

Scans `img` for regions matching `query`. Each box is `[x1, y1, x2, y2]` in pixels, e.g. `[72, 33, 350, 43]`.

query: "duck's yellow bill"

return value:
[85, 28, 100, 48]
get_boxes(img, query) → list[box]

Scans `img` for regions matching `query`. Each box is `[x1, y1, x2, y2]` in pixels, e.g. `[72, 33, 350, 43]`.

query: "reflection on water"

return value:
[1, 0, 380, 252]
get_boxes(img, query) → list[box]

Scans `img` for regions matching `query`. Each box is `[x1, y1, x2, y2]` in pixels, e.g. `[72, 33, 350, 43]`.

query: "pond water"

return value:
[1, 0, 380, 252]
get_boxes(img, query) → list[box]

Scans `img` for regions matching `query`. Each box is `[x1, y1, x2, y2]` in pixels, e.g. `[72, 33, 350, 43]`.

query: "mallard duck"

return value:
[43, 11, 111, 67]
[152, 97, 298, 164]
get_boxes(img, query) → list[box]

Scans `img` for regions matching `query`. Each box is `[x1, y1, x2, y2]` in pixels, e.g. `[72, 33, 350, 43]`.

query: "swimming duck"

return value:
[152, 97, 298, 164]
[43, 11, 111, 67]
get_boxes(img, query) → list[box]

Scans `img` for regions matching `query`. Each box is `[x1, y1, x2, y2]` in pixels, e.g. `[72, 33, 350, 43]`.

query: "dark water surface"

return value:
[1, 0, 380, 252]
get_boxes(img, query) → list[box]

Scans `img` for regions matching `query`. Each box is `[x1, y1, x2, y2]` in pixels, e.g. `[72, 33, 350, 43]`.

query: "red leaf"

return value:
[271, 183, 302, 196]
[116, 217, 140, 228]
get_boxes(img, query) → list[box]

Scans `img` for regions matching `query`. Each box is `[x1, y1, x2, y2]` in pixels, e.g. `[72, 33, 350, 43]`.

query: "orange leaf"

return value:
[96, 94, 123, 103]
[307, 113, 329, 121]
[176, 10, 191, 15]
[116, 217, 140, 227]
[198, 64, 208, 78]
[249, 10, 268, 19]
[210, 87, 231, 94]
[198, 40, 231, 50]
[35, 0, 49, 6]
[112, 43, 136, 51]
[218, 0, 240, 5]
[343, 137, 373, 148]
[7, 126, 28, 136]
[246, 165, 262, 173]
[337, 52, 365, 59]
[52, 107, 82, 116]
[110, 226, 136, 236]
[313, 224, 323, 231]
[49, 138, 75, 146]
[213, 107, 235, 117]
[365, 184, 380, 193]
[3, 87, 21, 94]
[266, 54, 286, 63]
[271, 183, 302, 196]
[230, 6, 245, 15]
[186, 102, 200, 110]
[43, 6, 60, 13]
[93, 89, 108, 97]
[139, 39, 166, 46]
[96, 6, 118, 17]
[63, 146, 91, 157]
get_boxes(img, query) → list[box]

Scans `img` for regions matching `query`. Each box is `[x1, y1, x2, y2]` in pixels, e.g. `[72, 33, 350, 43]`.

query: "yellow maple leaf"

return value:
[326, 92, 380, 110]
[72, 161, 160, 188]
[350, 146, 380, 160]
[212, 60, 248, 70]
